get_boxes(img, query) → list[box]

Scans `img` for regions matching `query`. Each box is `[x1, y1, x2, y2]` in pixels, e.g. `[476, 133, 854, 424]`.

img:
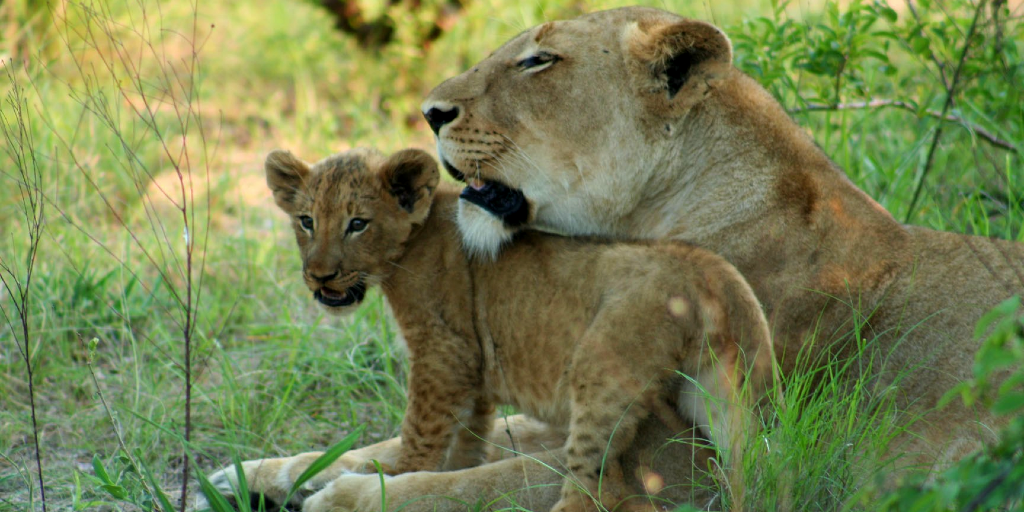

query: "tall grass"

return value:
[0, 0, 1020, 510]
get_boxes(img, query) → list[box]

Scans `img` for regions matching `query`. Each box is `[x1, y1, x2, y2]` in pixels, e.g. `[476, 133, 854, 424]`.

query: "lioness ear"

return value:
[380, 149, 440, 218]
[627, 18, 732, 101]
[265, 149, 310, 214]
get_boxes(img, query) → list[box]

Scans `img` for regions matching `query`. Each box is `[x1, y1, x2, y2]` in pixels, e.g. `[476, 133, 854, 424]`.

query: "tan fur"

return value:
[418, 4, 1021, 473]
[203, 147, 776, 512]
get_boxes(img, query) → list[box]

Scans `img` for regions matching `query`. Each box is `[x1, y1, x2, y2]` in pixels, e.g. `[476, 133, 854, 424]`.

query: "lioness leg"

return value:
[202, 415, 563, 508]
[299, 417, 716, 512]
[303, 448, 566, 512]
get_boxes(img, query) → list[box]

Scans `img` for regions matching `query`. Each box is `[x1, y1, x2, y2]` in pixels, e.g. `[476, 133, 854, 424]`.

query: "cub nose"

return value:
[309, 270, 338, 284]
[422, 104, 460, 135]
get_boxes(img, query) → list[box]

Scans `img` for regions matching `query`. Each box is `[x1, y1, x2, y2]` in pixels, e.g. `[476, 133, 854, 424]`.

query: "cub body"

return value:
[258, 148, 774, 512]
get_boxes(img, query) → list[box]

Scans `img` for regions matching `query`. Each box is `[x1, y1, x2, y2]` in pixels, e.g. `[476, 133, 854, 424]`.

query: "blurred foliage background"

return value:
[0, 0, 1021, 510]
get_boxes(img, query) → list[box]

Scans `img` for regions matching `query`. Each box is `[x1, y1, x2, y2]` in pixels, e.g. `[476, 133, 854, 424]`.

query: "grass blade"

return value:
[196, 468, 238, 512]
[142, 461, 177, 512]
[231, 453, 253, 512]
[282, 425, 366, 506]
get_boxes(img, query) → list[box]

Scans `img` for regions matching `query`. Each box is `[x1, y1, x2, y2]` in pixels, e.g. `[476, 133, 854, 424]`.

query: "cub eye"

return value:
[298, 215, 314, 231]
[517, 51, 560, 70]
[347, 218, 369, 233]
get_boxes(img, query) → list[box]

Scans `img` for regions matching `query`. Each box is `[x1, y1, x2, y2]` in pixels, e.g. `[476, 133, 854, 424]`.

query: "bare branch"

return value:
[791, 98, 1018, 153]
[905, 0, 989, 222]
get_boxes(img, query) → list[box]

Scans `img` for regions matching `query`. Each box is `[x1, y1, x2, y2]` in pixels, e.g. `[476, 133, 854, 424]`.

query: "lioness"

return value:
[420, 2, 1022, 470]
[204, 147, 774, 511]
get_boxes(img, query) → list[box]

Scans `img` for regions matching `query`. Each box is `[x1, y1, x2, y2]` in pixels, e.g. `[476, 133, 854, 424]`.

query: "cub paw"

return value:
[197, 465, 293, 512]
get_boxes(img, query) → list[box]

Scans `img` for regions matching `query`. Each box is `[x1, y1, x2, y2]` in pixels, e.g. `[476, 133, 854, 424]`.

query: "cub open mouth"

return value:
[314, 281, 367, 308]
[441, 158, 529, 227]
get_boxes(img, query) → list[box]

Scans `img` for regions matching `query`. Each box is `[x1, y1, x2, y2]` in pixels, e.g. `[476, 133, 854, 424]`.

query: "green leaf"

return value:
[911, 35, 931, 56]
[973, 296, 1020, 339]
[92, 454, 113, 485]
[992, 391, 1024, 416]
[100, 483, 128, 500]
[283, 425, 366, 505]
[975, 344, 1014, 378]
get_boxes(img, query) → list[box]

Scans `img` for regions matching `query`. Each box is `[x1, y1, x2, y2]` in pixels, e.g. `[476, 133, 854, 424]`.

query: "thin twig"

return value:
[904, 0, 988, 222]
[0, 59, 48, 512]
[791, 98, 1017, 153]
[32, 3, 214, 510]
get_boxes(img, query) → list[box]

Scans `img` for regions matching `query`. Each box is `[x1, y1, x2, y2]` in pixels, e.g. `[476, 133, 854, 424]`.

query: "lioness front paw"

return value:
[302, 473, 391, 512]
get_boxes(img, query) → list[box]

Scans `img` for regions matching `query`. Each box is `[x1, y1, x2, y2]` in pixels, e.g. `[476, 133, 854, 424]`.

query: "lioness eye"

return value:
[517, 51, 559, 70]
[298, 215, 314, 231]
[347, 218, 369, 233]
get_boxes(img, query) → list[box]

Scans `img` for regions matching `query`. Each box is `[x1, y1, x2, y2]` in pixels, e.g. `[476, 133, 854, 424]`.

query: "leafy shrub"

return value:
[873, 297, 1024, 511]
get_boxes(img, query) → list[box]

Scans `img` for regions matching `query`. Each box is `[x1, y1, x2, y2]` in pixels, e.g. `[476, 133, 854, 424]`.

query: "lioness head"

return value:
[265, 148, 439, 313]
[422, 6, 733, 257]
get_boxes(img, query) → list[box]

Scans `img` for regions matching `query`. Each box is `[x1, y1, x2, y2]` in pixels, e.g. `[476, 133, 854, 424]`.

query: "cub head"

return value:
[265, 148, 440, 313]
[421, 6, 733, 257]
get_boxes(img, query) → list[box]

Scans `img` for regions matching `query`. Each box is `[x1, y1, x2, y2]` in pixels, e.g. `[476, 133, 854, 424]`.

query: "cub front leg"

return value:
[393, 352, 487, 473]
[444, 399, 497, 470]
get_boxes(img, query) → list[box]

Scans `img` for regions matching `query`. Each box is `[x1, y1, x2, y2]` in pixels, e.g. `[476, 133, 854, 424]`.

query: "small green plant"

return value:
[83, 452, 175, 512]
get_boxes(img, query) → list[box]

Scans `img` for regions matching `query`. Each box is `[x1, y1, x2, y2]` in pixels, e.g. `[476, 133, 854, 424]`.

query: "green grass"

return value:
[0, 0, 1021, 510]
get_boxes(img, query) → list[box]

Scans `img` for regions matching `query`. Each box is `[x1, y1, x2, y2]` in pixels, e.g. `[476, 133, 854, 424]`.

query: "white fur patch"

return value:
[457, 201, 514, 260]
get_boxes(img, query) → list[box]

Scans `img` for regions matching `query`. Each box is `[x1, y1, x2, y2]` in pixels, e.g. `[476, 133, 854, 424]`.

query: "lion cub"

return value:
[266, 147, 775, 511]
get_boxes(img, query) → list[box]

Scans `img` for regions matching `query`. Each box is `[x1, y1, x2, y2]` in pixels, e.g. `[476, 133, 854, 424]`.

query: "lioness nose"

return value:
[423, 104, 459, 135]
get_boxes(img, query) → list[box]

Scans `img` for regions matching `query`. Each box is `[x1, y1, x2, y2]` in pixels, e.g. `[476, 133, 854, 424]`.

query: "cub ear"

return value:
[626, 17, 732, 102]
[380, 149, 440, 218]
[265, 149, 310, 214]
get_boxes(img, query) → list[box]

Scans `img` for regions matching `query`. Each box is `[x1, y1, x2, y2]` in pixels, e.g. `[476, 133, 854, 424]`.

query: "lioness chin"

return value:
[203, 147, 775, 512]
